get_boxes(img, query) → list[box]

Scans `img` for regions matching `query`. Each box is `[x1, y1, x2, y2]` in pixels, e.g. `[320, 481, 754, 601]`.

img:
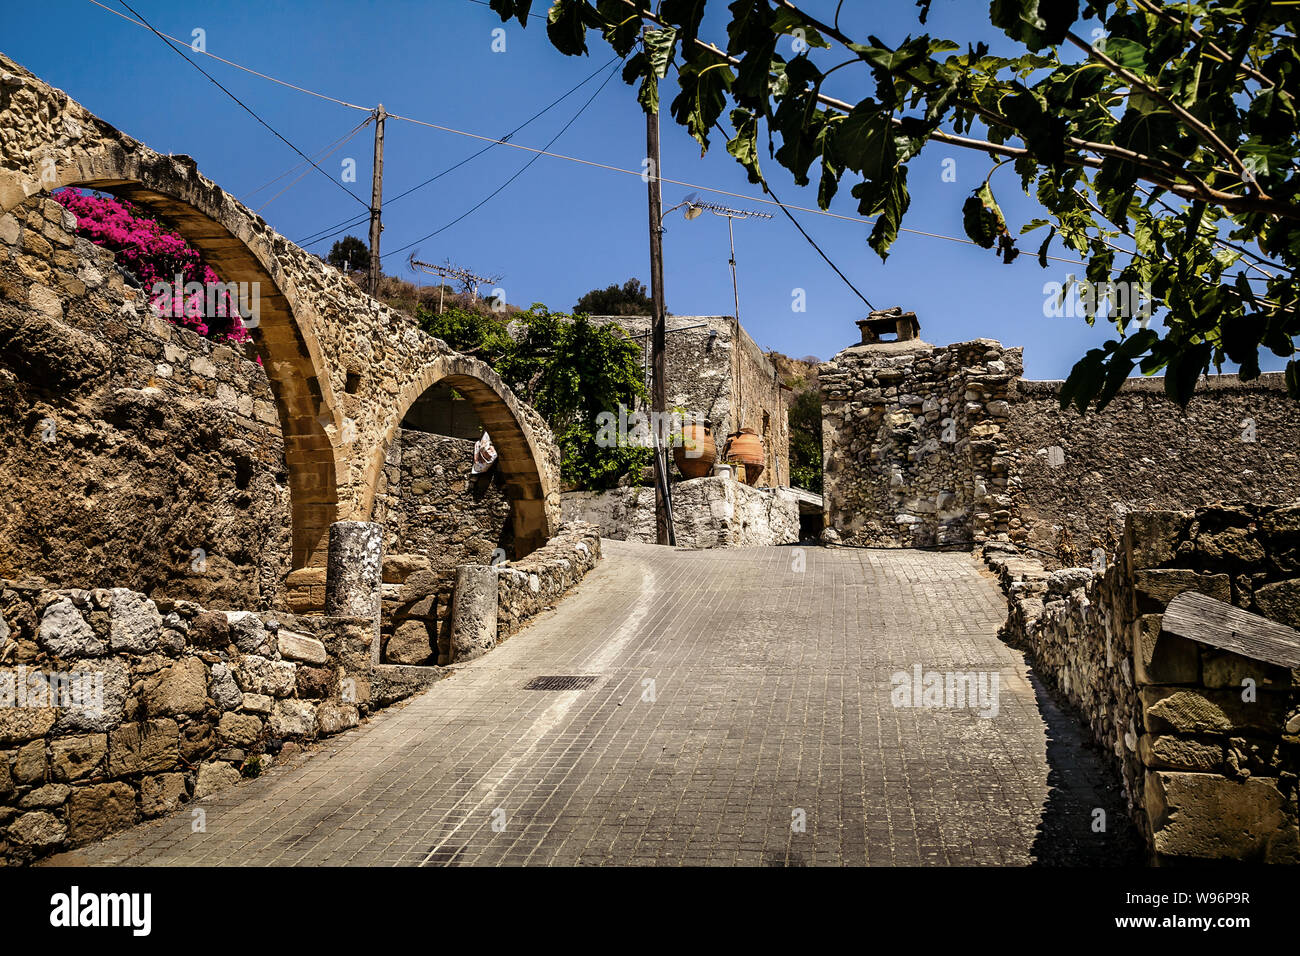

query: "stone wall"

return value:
[561, 476, 800, 548]
[0, 579, 438, 865]
[1, 50, 562, 568]
[988, 502, 1300, 863]
[0, 194, 291, 609]
[587, 315, 790, 488]
[379, 521, 602, 666]
[375, 429, 512, 573]
[820, 338, 1019, 547]
[819, 315, 1300, 558]
[1008, 373, 1300, 559]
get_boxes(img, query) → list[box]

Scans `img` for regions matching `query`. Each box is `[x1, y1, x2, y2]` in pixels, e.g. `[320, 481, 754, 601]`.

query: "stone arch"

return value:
[370, 355, 558, 556]
[0, 65, 343, 569]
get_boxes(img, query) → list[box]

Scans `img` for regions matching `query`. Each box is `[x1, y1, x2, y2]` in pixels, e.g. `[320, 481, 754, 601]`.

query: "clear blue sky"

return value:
[6, 0, 1264, 378]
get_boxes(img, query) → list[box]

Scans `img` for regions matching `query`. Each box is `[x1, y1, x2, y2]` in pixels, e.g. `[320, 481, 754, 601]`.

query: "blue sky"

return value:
[6, 0, 1261, 377]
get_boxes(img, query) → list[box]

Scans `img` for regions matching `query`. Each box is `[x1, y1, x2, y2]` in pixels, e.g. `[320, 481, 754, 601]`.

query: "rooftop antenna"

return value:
[680, 199, 772, 324]
[409, 254, 501, 312]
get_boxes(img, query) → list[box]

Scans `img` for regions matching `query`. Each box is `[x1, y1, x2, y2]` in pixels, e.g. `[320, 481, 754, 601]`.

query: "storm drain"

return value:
[522, 675, 599, 691]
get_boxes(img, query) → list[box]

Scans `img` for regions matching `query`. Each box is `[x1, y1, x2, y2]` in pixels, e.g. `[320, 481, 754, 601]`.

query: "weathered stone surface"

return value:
[277, 629, 327, 665]
[217, 712, 262, 747]
[235, 655, 296, 698]
[1141, 686, 1286, 736]
[1125, 512, 1188, 569]
[0, 751, 11, 796]
[140, 773, 187, 817]
[224, 611, 270, 655]
[188, 611, 231, 649]
[13, 739, 45, 784]
[0, 707, 56, 745]
[7, 810, 66, 849]
[324, 521, 383, 621]
[50, 733, 107, 781]
[1145, 771, 1297, 862]
[143, 656, 208, 716]
[316, 700, 359, 736]
[108, 719, 179, 775]
[208, 661, 243, 711]
[18, 783, 70, 809]
[68, 782, 136, 844]
[1138, 734, 1222, 772]
[269, 699, 316, 738]
[1254, 578, 1300, 630]
[194, 761, 242, 799]
[1201, 649, 1289, 690]
[450, 565, 498, 664]
[240, 693, 272, 715]
[38, 599, 104, 657]
[387, 619, 435, 665]
[108, 588, 160, 652]
[1134, 569, 1231, 608]
[52, 658, 129, 733]
[295, 666, 331, 699]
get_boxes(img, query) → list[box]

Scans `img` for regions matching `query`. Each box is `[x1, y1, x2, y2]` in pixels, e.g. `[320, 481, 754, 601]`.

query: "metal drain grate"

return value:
[523, 675, 599, 691]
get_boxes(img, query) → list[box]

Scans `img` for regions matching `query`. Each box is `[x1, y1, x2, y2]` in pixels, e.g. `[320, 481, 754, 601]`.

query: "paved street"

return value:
[44, 541, 1141, 866]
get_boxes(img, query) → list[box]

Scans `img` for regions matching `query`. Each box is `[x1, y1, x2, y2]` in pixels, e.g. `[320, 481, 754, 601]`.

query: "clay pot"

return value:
[673, 422, 716, 479]
[725, 429, 764, 485]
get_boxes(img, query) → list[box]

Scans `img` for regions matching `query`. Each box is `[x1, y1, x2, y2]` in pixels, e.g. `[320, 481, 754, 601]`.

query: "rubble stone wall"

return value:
[0, 195, 292, 609]
[819, 339, 1019, 547]
[587, 315, 789, 488]
[0, 580, 439, 865]
[988, 502, 1300, 863]
[1008, 374, 1300, 558]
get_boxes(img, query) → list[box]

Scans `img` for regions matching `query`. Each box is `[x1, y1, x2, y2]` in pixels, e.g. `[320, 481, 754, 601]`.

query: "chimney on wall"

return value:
[856, 307, 920, 345]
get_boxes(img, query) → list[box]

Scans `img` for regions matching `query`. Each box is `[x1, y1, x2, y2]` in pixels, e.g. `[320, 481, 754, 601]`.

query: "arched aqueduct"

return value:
[0, 51, 559, 574]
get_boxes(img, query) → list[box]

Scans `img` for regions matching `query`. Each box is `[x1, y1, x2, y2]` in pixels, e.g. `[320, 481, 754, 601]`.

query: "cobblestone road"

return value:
[45, 542, 1141, 866]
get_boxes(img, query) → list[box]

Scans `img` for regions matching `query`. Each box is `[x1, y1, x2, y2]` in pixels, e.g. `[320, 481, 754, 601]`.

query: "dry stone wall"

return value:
[820, 339, 1019, 547]
[0, 578, 438, 865]
[989, 502, 1300, 863]
[1008, 374, 1300, 559]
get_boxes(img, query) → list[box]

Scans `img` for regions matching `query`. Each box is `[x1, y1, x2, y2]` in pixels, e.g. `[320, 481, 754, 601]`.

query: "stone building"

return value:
[586, 315, 790, 488]
[820, 307, 1300, 556]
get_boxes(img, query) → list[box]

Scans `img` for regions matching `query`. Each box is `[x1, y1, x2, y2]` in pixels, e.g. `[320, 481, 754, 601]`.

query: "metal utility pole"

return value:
[368, 104, 386, 297]
[646, 98, 673, 547]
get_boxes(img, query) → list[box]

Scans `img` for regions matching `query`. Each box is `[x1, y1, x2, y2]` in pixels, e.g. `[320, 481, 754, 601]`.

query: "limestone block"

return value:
[143, 656, 208, 716]
[38, 599, 105, 657]
[1138, 734, 1222, 772]
[107, 588, 161, 653]
[140, 773, 187, 817]
[68, 782, 136, 844]
[1133, 614, 1199, 685]
[50, 733, 106, 781]
[194, 761, 242, 799]
[277, 629, 327, 665]
[1145, 771, 1297, 862]
[450, 565, 498, 664]
[108, 719, 179, 775]
[1141, 686, 1286, 736]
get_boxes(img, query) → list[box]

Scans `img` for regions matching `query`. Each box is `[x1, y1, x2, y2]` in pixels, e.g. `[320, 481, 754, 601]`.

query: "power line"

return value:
[89, 0, 1087, 268]
[115, 0, 371, 213]
[241, 116, 373, 201]
[386, 57, 624, 258]
[294, 57, 620, 250]
[251, 118, 374, 213]
[86, 0, 373, 111]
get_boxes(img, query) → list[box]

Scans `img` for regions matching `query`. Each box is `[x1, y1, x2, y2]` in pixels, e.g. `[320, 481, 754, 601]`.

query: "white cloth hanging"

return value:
[472, 431, 497, 474]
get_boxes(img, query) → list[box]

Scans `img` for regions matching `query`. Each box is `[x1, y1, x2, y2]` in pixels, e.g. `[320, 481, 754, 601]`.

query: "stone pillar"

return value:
[450, 564, 498, 663]
[324, 521, 383, 661]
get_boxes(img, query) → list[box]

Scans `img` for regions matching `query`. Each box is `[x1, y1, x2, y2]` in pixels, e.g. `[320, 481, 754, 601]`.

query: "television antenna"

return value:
[676, 198, 772, 324]
[408, 254, 501, 312]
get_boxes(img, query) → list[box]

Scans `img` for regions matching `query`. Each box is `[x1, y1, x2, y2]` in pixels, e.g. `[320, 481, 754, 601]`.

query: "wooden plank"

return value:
[1162, 590, 1300, 668]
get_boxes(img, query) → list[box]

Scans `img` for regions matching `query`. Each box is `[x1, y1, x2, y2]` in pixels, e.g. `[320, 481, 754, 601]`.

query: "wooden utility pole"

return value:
[368, 104, 386, 297]
[646, 99, 672, 546]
